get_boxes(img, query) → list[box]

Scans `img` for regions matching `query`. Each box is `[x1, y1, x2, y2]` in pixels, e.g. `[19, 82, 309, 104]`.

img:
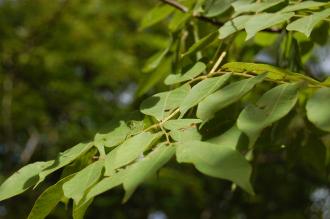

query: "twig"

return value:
[209, 52, 227, 74]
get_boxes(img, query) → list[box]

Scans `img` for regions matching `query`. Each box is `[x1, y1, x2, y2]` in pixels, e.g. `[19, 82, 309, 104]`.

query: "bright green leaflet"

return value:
[197, 74, 266, 121]
[207, 125, 243, 150]
[180, 73, 231, 115]
[27, 175, 74, 219]
[0, 161, 51, 201]
[244, 12, 294, 40]
[165, 62, 206, 85]
[141, 84, 191, 121]
[182, 31, 219, 57]
[204, 0, 235, 17]
[281, 1, 327, 13]
[163, 119, 202, 130]
[286, 8, 330, 37]
[176, 140, 254, 194]
[81, 171, 125, 206]
[63, 159, 104, 204]
[140, 4, 174, 30]
[222, 62, 322, 85]
[122, 143, 175, 202]
[232, 0, 285, 15]
[237, 83, 300, 146]
[72, 198, 93, 219]
[94, 121, 131, 148]
[104, 132, 161, 175]
[170, 126, 202, 142]
[306, 88, 330, 132]
[38, 142, 94, 185]
[219, 15, 252, 39]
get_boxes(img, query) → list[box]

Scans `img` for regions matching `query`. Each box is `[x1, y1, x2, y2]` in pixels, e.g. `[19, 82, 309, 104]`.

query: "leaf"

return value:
[170, 126, 202, 142]
[72, 198, 93, 219]
[163, 119, 202, 130]
[164, 62, 206, 85]
[237, 83, 300, 146]
[219, 15, 252, 39]
[168, 11, 192, 32]
[207, 125, 243, 150]
[122, 143, 175, 202]
[94, 121, 131, 148]
[197, 74, 266, 121]
[140, 84, 190, 121]
[222, 62, 322, 85]
[82, 171, 125, 205]
[0, 161, 51, 201]
[281, 1, 328, 13]
[244, 12, 294, 40]
[63, 159, 104, 203]
[204, 0, 235, 17]
[27, 175, 74, 219]
[182, 32, 219, 57]
[38, 143, 94, 185]
[142, 38, 172, 73]
[180, 73, 231, 115]
[232, 0, 285, 15]
[104, 132, 162, 175]
[176, 140, 254, 194]
[306, 88, 330, 132]
[140, 4, 174, 30]
[286, 8, 330, 37]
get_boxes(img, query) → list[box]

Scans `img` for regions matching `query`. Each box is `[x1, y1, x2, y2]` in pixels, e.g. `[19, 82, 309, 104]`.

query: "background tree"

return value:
[0, 0, 330, 218]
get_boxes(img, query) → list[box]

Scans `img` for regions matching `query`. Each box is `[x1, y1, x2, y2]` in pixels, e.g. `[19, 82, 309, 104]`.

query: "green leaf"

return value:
[137, 56, 173, 97]
[207, 125, 243, 150]
[38, 143, 94, 185]
[141, 84, 191, 121]
[244, 12, 294, 40]
[170, 126, 202, 142]
[27, 175, 74, 219]
[176, 140, 254, 194]
[237, 83, 300, 146]
[163, 119, 202, 130]
[197, 74, 266, 121]
[0, 161, 51, 201]
[222, 62, 322, 85]
[168, 11, 192, 32]
[94, 121, 131, 148]
[306, 88, 330, 132]
[140, 4, 174, 30]
[182, 32, 219, 57]
[72, 198, 93, 219]
[286, 8, 330, 37]
[122, 143, 175, 202]
[219, 15, 252, 39]
[180, 74, 231, 115]
[182, 31, 219, 57]
[82, 171, 125, 205]
[142, 38, 172, 73]
[63, 160, 104, 203]
[281, 1, 327, 13]
[204, 0, 235, 17]
[105, 132, 162, 175]
[164, 62, 206, 85]
[232, 0, 285, 15]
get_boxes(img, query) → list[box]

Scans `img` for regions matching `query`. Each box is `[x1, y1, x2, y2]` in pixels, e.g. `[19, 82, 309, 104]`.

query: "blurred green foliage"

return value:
[0, 0, 330, 219]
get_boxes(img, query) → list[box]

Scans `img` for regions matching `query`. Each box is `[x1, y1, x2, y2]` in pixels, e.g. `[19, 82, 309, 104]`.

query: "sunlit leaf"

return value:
[306, 88, 330, 132]
[165, 62, 206, 85]
[176, 140, 254, 194]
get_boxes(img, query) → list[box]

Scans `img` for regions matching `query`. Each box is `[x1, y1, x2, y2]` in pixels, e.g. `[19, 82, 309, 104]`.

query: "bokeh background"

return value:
[0, 0, 329, 218]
